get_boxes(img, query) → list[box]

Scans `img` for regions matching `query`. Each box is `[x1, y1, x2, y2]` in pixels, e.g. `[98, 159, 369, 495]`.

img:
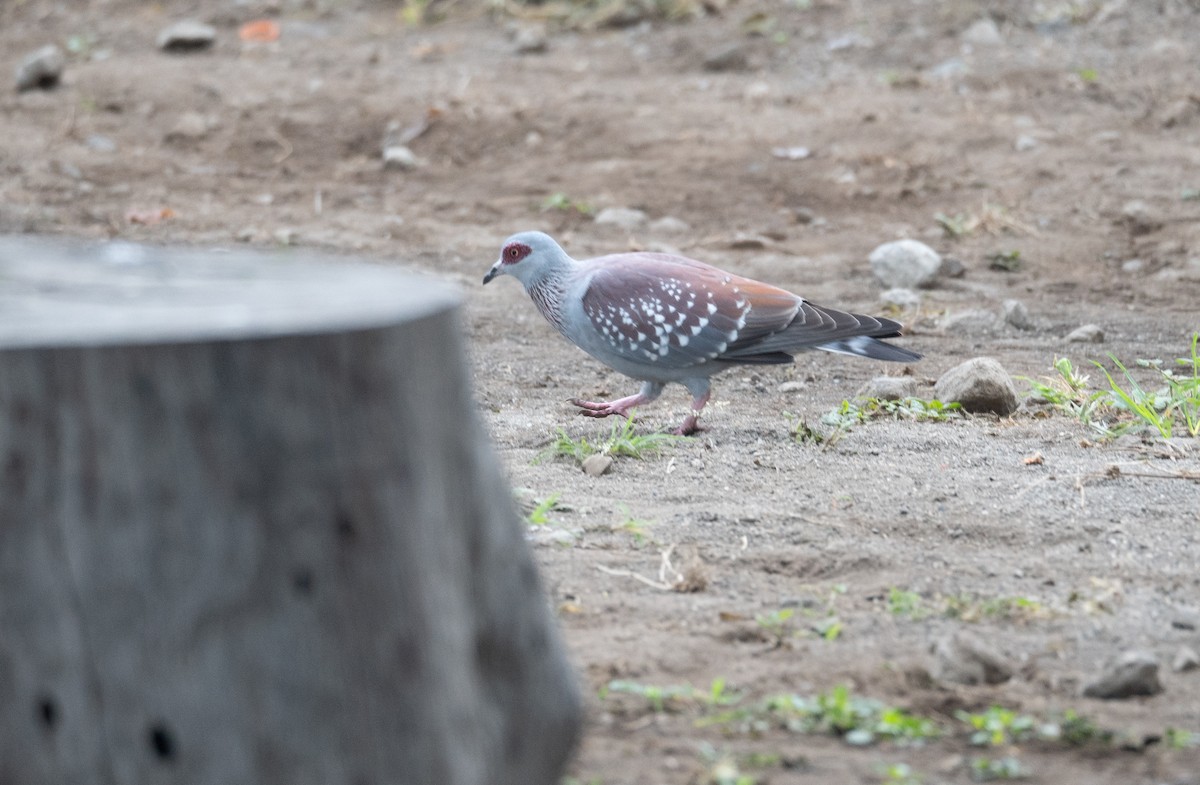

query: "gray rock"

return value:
[1120, 258, 1145, 273]
[1173, 646, 1200, 673]
[941, 309, 998, 334]
[881, 287, 920, 310]
[594, 207, 648, 231]
[703, 43, 749, 72]
[1003, 299, 1035, 330]
[513, 24, 548, 54]
[527, 528, 577, 547]
[1121, 199, 1161, 235]
[856, 376, 919, 402]
[962, 17, 1003, 46]
[382, 145, 419, 171]
[934, 357, 1019, 415]
[581, 454, 613, 477]
[15, 45, 65, 92]
[777, 380, 806, 393]
[869, 239, 942, 289]
[939, 255, 966, 278]
[1082, 650, 1163, 699]
[1067, 324, 1105, 343]
[157, 20, 217, 52]
[932, 631, 1013, 685]
[649, 216, 691, 235]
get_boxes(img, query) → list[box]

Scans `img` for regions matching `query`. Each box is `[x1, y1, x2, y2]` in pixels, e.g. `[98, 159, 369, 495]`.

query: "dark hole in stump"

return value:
[148, 723, 177, 762]
[292, 567, 315, 596]
[335, 511, 357, 542]
[35, 695, 58, 730]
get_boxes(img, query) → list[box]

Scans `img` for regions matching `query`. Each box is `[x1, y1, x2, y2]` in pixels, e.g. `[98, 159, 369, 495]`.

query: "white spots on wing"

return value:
[686, 299, 695, 308]
[716, 341, 727, 354]
[734, 299, 746, 309]
[654, 325, 664, 337]
[658, 344, 670, 357]
[722, 276, 731, 284]
[636, 332, 646, 342]
[706, 302, 718, 315]
[653, 313, 665, 324]
[673, 312, 687, 327]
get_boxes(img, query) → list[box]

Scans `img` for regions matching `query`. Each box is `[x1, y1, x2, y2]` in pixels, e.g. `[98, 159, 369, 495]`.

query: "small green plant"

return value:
[713, 685, 937, 746]
[1181, 187, 1200, 202]
[697, 743, 761, 785]
[526, 492, 562, 527]
[601, 677, 740, 714]
[1077, 67, 1099, 83]
[1025, 336, 1200, 439]
[755, 608, 796, 645]
[969, 756, 1028, 782]
[1052, 709, 1113, 746]
[1164, 727, 1196, 749]
[878, 762, 922, 785]
[816, 397, 963, 443]
[814, 616, 843, 641]
[539, 417, 687, 464]
[887, 588, 928, 619]
[613, 504, 654, 546]
[957, 706, 1037, 747]
[541, 192, 594, 215]
[935, 211, 977, 238]
[944, 595, 1045, 623]
[784, 411, 825, 444]
[987, 250, 1022, 272]
[1094, 334, 1200, 438]
[1021, 357, 1110, 426]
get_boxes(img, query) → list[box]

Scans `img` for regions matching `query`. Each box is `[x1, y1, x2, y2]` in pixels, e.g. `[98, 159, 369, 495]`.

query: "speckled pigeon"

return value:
[483, 231, 921, 435]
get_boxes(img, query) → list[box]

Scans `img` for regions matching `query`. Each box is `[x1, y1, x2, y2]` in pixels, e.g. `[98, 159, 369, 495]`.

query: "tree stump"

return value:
[0, 237, 580, 785]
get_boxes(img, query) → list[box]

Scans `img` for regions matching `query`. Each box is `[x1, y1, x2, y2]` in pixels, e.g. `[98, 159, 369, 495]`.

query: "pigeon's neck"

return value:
[525, 263, 572, 333]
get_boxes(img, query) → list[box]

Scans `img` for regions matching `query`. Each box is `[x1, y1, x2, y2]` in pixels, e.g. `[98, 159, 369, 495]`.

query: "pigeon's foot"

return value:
[671, 416, 703, 436]
[569, 391, 652, 420]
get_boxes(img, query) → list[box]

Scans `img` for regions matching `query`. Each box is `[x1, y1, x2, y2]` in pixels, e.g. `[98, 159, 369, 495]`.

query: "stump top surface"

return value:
[0, 236, 460, 348]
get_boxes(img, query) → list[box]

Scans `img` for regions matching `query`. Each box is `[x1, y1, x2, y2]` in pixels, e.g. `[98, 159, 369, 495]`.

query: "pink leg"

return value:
[570, 381, 664, 420]
[673, 389, 711, 436]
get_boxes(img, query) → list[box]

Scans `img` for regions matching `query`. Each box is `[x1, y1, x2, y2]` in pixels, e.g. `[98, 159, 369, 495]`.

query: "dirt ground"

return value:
[4, 0, 1200, 782]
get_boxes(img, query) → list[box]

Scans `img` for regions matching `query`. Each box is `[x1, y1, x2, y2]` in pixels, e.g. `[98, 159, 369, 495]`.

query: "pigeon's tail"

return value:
[816, 335, 922, 363]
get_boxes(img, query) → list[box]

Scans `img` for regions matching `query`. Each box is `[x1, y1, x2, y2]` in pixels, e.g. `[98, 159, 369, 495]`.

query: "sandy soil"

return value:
[4, 0, 1200, 782]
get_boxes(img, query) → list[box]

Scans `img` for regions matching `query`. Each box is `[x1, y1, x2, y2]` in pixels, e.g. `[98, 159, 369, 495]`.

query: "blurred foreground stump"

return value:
[0, 237, 579, 785]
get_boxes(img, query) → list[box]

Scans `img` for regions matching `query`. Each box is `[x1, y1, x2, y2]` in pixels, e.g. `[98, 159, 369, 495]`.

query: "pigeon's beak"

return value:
[482, 260, 502, 285]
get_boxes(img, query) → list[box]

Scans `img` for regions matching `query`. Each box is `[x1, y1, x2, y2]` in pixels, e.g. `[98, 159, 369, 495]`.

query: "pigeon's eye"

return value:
[503, 243, 530, 264]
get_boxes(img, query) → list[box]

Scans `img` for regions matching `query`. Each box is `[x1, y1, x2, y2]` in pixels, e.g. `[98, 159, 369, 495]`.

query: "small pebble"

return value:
[1067, 324, 1105, 343]
[1120, 258, 1144, 273]
[513, 24, 548, 54]
[581, 454, 613, 477]
[941, 309, 998, 334]
[939, 255, 966, 278]
[777, 380, 806, 393]
[1015, 134, 1039, 151]
[157, 20, 217, 52]
[934, 357, 1019, 415]
[1120, 199, 1162, 235]
[382, 145, 419, 170]
[85, 134, 117, 152]
[15, 44, 65, 91]
[1173, 646, 1199, 673]
[594, 207, 648, 231]
[703, 43, 749, 72]
[932, 631, 1014, 685]
[869, 239, 942, 289]
[1003, 299, 1035, 330]
[1082, 650, 1163, 699]
[962, 17, 1003, 46]
[649, 216, 690, 235]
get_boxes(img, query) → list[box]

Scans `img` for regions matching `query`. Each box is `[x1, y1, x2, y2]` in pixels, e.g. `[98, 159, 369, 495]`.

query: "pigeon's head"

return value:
[483, 231, 570, 287]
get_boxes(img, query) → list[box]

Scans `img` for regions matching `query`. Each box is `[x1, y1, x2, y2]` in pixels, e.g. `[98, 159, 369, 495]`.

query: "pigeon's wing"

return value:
[578, 254, 802, 369]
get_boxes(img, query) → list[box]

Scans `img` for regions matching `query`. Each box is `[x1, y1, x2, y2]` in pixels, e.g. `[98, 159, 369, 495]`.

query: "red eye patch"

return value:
[502, 242, 531, 264]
